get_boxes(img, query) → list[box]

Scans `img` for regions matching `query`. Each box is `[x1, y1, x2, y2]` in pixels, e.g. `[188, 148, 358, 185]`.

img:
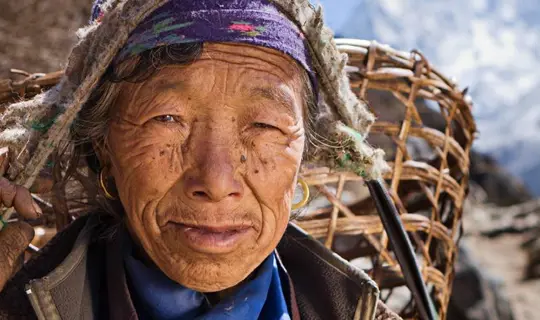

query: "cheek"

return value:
[245, 132, 305, 222]
[107, 122, 185, 209]
[247, 130, 304, 179]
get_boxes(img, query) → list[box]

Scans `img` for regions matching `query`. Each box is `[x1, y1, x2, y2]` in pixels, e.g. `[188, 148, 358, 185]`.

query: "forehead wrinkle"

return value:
[213, 64, 301, 120]
[118, 82, 146, 117]
[200, 56, 296, 80]
[129, 66, 209, 115]
[186, 56, 292, 83]
[154, 80, 186, 93]
[142, 70, 189, 95]
[248, 86, 299, 121]
[201, 45, 299, 78]
[120, 80, 174, 120]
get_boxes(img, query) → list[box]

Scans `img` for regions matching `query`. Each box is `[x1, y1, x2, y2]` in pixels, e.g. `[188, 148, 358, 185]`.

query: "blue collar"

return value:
[124, 251, 291, 320]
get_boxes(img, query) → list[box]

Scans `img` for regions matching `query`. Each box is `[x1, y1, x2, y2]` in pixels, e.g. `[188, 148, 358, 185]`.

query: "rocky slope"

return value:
[0, 0, 92, 78]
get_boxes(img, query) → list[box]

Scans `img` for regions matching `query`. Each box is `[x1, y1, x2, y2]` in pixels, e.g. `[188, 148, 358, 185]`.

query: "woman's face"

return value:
[104, 43, 306, 292]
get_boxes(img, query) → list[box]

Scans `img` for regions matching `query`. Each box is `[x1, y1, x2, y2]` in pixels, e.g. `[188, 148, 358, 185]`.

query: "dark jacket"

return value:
[0, 215, 399, 320]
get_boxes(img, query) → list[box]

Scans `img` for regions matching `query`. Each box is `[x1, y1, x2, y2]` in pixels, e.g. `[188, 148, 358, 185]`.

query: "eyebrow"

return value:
[249, 87, 298, 120]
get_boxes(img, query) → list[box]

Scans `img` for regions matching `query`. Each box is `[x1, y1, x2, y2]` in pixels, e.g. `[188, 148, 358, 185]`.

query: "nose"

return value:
[182, 145, 244, 203]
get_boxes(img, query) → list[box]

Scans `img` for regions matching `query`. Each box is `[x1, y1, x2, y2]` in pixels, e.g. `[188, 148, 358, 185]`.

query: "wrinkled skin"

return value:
[100, 43, 306, 292]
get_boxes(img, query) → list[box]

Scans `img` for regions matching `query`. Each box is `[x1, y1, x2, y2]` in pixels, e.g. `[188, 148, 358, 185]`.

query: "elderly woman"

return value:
[0, 0, 397, 319]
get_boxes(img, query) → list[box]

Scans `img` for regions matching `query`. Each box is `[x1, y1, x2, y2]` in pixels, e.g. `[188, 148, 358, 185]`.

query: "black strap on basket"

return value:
[366, 179, 438, 320]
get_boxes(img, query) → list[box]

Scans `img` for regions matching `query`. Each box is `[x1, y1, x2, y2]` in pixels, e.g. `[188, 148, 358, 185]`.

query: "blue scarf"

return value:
[125, 251, 291, 320]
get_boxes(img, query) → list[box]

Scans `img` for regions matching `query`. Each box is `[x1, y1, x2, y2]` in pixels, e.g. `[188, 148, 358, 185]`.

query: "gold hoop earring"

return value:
[99, 169, 116, 200]
[292, 178, 310, 210]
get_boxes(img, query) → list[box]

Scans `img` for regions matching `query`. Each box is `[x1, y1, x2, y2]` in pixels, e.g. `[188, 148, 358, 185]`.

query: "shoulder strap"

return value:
[278, 223, 379, 320]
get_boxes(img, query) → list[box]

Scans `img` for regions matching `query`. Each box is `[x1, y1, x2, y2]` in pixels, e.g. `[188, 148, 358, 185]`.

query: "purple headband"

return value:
[91, 0, 315, 87]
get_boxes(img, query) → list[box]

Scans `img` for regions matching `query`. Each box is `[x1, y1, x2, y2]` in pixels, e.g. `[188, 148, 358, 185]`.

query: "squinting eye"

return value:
[253, 122, 277, 129]
[154, 115, 180, 123]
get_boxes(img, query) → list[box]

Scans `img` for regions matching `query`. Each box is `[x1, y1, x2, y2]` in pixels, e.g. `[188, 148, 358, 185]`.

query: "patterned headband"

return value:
[91, 0, 315, 87]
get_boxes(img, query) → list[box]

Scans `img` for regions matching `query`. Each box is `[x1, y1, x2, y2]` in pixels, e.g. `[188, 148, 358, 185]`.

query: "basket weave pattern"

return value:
[296, 39, 476, 319]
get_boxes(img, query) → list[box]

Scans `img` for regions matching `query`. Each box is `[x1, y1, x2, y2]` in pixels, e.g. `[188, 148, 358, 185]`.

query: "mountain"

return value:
[317, 0, 540, 194]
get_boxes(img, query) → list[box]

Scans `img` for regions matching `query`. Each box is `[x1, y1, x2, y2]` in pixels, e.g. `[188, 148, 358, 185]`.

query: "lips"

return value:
[167, 222, 253, 254]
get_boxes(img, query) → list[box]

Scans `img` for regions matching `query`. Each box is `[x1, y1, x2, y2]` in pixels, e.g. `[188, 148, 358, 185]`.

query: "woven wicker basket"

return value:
[295, 39, 476, 319]
[0, 39, 476, 319]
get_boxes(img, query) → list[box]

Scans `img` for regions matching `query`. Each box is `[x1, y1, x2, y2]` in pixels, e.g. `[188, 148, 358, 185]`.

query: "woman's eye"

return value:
[153, 115, 179, 123]
[253, 122, 277, 130]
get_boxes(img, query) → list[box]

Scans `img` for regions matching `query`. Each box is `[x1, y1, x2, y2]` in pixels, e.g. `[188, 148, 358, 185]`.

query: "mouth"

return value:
[166, 222, 254, 254]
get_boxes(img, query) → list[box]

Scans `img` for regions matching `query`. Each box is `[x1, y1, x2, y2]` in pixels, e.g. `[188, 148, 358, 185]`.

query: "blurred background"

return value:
[321, 0, 540, 196]
[1, 0, 539, 319]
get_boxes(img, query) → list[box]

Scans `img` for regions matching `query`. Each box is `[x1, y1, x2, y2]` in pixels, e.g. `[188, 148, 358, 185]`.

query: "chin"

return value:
[134, 208, 289, 292]
[138, 224, 277, 292]
[174, 258, 255, 292]
[158, 245, 269, 293]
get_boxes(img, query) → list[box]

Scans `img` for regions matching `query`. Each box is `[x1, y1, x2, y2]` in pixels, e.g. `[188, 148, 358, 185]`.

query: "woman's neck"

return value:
[205, 272, 256, 306]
